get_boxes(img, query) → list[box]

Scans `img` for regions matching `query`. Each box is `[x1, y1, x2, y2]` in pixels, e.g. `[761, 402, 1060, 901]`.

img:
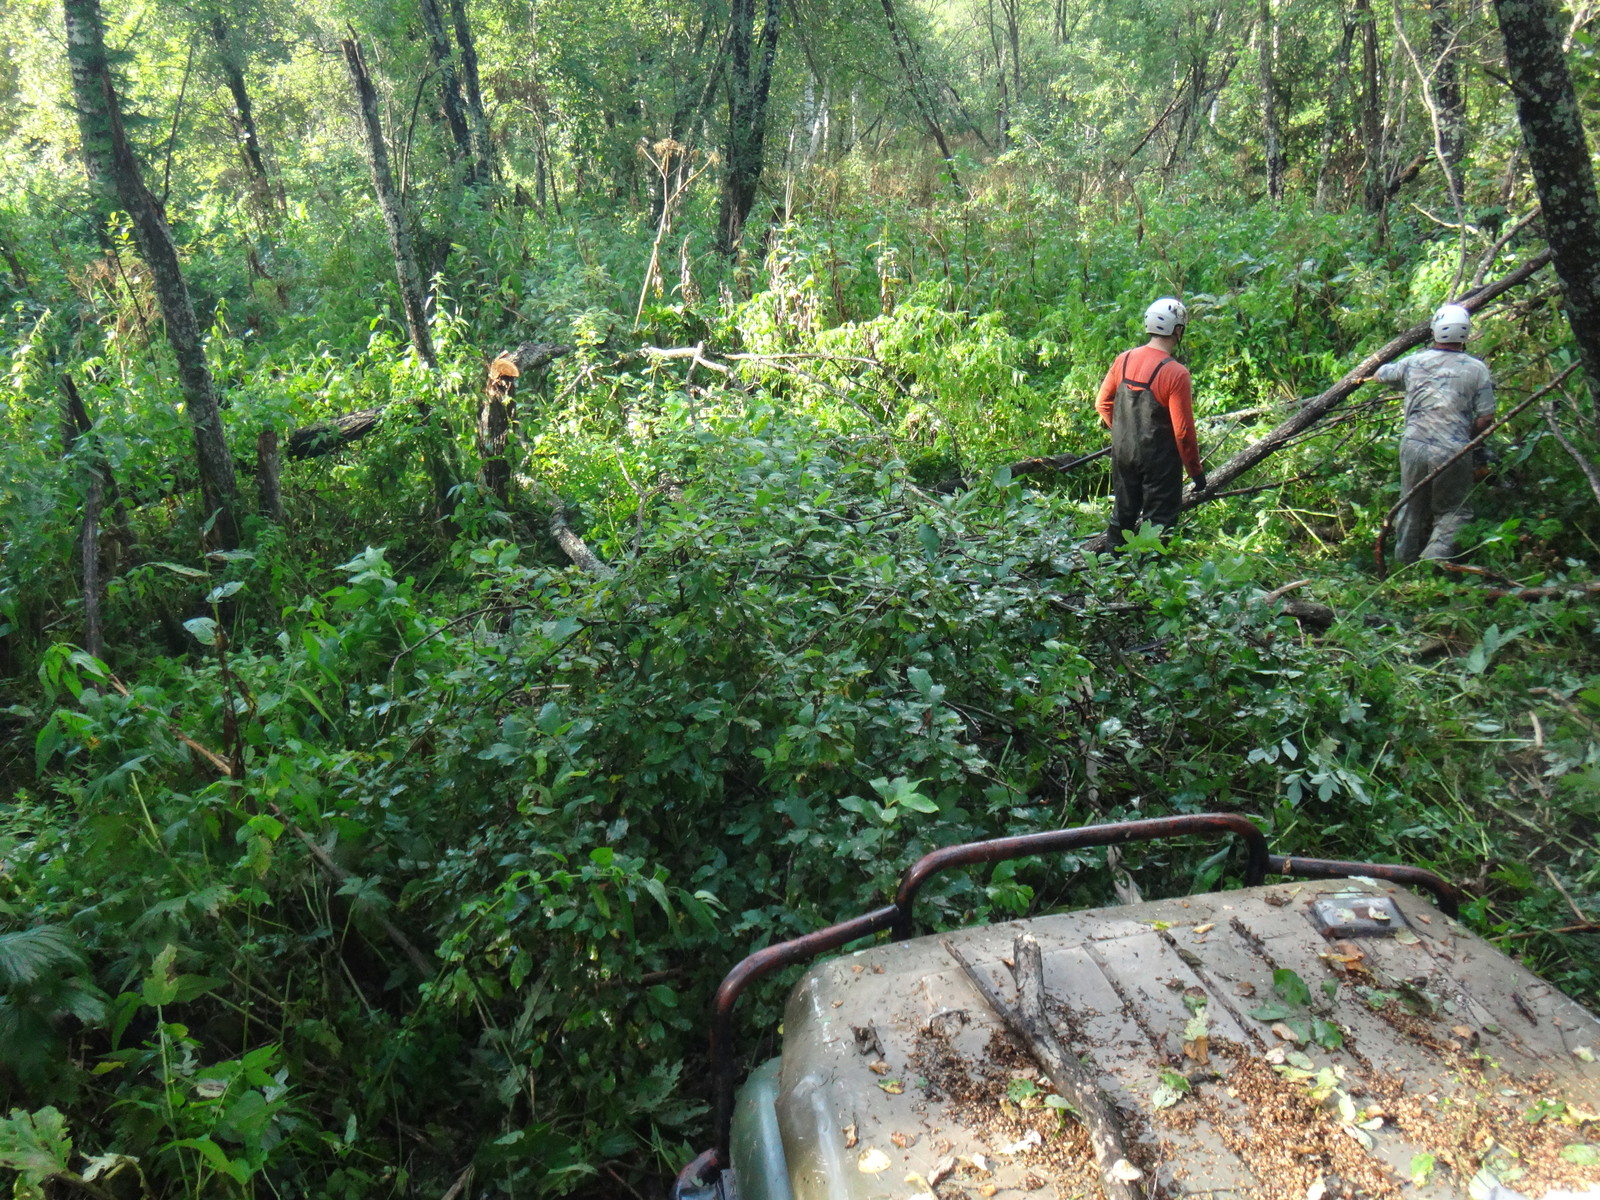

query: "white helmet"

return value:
[1145, 297, 1188, 336]
[1431, 303, 1471, 344]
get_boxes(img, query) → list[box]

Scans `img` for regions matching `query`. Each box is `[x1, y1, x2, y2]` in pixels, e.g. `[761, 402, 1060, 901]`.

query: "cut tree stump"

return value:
[478, 341, 573, 504]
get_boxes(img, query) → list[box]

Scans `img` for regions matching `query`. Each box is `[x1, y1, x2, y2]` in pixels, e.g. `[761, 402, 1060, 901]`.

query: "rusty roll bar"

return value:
[891, 812, 1271, 941]
[1270, 853, 1461, 918]
[706, 904, 899, 1175]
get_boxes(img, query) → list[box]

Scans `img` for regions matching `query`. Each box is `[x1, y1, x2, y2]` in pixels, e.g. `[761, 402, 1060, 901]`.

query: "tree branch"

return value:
[943, 934, 1144, 1200]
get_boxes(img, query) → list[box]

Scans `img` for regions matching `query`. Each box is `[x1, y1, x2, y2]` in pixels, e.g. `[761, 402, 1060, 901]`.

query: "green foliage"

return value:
[1, 7, 1599, 1189]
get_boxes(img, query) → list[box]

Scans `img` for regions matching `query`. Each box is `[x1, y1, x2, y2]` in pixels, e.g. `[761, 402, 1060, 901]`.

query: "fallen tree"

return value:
[1187, 249, 1553, 508]
[284, 341, 573, 467]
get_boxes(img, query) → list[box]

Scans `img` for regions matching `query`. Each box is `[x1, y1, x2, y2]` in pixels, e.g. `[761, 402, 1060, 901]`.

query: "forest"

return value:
[0, 0, 1598, 1193]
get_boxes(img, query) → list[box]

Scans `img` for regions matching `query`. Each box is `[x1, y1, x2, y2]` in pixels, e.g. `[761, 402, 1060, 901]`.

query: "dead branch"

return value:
[1262, 579, 1311, 603]
[1494, 922, 1600, 941]
[1542, 398, 1600, 509]
[1259, 579, 1335, 630]
[549, 507, 614, 578]
[1374, 363, 1579, 574]
[1478, 580, 1600, 600]
[943, 934, 1144, 1200]
[286, 408, 384, 459]
[1471, 206, 1540, 290]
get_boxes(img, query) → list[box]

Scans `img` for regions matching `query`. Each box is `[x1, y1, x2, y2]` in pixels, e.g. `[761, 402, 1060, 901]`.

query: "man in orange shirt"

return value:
[1095, 297, 1206, 545]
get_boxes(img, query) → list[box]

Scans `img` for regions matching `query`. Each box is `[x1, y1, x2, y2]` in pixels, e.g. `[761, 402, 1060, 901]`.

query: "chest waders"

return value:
[1107, 354, 1183, 545]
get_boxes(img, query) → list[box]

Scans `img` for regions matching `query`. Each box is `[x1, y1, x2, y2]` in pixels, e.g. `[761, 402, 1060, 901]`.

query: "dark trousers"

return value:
[1106, 389, 1183, 547]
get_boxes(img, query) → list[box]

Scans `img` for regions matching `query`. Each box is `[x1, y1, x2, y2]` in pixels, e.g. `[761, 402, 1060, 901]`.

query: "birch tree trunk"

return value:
[65, 0, 241, 550]
[1258, 0, 1285, 202]
[340, 35, 438, 369]
[1492, 0, 1600, 410]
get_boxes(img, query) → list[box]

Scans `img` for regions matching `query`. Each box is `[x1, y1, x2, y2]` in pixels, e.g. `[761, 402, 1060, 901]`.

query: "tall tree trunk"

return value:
[718, 0, 782, 250]
[340, 36, 437, 369]
[987, 0, 1009, 145]
[416, 0, 478, 183]
[342, 35, 458, 519]
[256, 428, 284, 523]
[1493, 0, 1600, 410]
[446, 0, 494, 184]
[1257, 0, 1285, 202]
[1357, 0, 1385, 214]
[1429, 0, 1464, 192]
[1314, 6, 1356, 210]
[879, 0, 964, 194]
[65, 0, 241, 549]
[207, 16, 275, 218]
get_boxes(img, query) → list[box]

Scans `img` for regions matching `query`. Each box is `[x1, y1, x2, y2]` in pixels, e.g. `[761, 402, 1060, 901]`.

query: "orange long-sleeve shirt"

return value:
[1095, 344, 1202, 478]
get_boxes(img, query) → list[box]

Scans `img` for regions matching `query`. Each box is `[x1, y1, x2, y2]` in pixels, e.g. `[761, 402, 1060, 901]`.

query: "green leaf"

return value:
[168, 1137, 250, 1184]
[1273, 968, 1312, 1008]
[206, 580, 245, 603]
[1311, 1019, 1344, 1051]
[0, 927, 86, 988]
[1410, 1151, 1435, 1185]
[1249, 1001, 1294, 1021]
[33, 714, 62, 775]
[0, 1106, 72, 1181]
[150, 561, 209, 579]
[141, 944, 180, 1008]
[1561, 1144, 1600, 1166]
[183, 616, 219, 646]
[1006, 1077, 1039, 1103]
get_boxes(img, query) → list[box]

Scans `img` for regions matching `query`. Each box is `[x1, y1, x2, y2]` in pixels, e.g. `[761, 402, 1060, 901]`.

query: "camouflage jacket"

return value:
[1376, 347, 1494, 450]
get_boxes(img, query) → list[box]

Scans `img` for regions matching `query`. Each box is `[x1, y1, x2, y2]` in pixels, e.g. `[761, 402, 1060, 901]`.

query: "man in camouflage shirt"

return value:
[1372, 304, 1494, 563]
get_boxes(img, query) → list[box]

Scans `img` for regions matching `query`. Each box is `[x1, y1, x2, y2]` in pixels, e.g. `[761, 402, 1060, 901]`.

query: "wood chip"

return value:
[869, 1060, 891, 1075]
[843, 1123, 858, 1148]
[891, 1130, 918, 1149]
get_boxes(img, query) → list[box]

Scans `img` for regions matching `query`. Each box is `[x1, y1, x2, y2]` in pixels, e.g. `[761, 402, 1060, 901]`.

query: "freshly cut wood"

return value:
[944, 933, 1144, 1200]
[478, 342, 573, 503]
[286, 409, 383, 460]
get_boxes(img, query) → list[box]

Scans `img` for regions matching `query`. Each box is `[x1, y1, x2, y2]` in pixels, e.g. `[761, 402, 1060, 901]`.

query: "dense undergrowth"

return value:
[2, 172, 1599, 1196]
